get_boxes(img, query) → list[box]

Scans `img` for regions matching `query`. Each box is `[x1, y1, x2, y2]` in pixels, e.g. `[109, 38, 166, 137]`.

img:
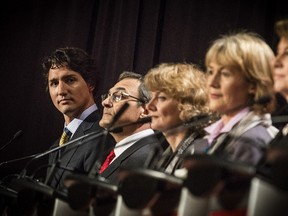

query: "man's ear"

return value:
[88, 84, 95, 93]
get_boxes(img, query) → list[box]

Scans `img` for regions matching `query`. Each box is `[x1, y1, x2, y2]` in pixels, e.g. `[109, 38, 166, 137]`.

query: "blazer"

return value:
[47, 110, 115, 192]
[157, 132, 202, 174]
[99, 133, 162, 185]
[204, 111, 279, 165]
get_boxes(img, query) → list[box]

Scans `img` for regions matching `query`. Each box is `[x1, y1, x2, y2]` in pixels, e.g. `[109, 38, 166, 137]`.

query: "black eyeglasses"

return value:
[101, 91, 145, 103]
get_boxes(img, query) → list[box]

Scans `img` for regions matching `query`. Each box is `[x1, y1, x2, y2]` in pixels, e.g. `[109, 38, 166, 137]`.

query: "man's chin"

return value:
[61, 108, 75, 117]
[99, 119, 111, 129]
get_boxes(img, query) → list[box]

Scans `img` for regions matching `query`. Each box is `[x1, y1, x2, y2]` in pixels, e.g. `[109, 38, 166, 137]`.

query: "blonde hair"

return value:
[205, 32, 275, 114]
[144, 63, 210, 122]
[275, 19, 288, 40]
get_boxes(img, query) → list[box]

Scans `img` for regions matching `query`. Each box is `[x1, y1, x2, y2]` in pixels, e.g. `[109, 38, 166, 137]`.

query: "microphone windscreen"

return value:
[108, 116, 151, 133]
[13, 130, 23, 139]
[108, 103, 129, 128]
[139, 116, 152, 124]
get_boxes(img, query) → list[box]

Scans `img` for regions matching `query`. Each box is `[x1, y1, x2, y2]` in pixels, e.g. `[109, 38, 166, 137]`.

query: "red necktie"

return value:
[99, 150, 115, 173]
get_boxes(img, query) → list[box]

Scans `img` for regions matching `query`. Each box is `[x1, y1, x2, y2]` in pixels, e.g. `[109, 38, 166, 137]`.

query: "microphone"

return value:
[108, 116, 152, 133]
[30, 163, 80, 180]
[87, 103, 131, 177]
[107, 103, 130, 129]
[0, 153, 38, 168]
[160, 113, 219, 137]
[19, 129, 107, 178]
[271, 115, 288, 124]
[143, 96, 270, 136]
[255, 95, 272, 105]
[205, 95, 276, 156]
[222, 95, 272, 116]
[0, 130, 23, 152]
[21, 103, 130, 180]
[271, 96, 288, 124]
[181, 98, 273, 197]
[183, 114, 219, 129]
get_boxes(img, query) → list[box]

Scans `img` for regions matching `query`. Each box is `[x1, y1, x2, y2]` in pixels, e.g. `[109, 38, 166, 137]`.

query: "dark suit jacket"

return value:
[272, 93, 288, 130]
[99, 133, 162, 185]
[47, 110, 115, 192]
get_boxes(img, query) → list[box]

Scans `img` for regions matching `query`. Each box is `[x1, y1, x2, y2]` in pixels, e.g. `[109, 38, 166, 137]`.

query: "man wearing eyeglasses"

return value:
[98, 71, 163, 184]
[61, 72, 162, 215]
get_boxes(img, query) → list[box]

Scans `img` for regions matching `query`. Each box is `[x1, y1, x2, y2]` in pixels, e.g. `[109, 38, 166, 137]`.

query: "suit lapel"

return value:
[100, 137, 154, 178]
[63, 111, 100, 152]
[59, 111, 101, 169]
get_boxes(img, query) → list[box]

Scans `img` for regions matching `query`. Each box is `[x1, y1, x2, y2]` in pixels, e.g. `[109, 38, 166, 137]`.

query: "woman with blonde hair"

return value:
[193, 32, 280, 216]
[144, 62, 211, 173]
[204, 32, 278, 165]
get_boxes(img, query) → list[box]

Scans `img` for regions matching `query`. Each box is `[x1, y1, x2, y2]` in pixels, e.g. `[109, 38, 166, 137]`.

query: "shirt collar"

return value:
[113, 129, 154, 160]
[65, 104, 98, 136]
[205, 107, 250, 144]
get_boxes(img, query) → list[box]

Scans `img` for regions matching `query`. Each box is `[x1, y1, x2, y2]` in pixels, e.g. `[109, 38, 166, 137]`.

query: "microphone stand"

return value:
[0, 154, 38, 168]
[0, 130, 23, 152]
[44, 159, 61, 185]
[0, 130, 107, 206]
[19, 129, 107, 179]
[31, 101, 129, 179]
[117, 113, 218, 210]
[61, 103, 132, 211]
[1, 103, 133, 214]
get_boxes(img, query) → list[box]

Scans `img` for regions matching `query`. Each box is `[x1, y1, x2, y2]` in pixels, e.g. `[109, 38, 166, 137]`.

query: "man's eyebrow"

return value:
[49, 74, 77, 81]
[49, 78, 57, 83]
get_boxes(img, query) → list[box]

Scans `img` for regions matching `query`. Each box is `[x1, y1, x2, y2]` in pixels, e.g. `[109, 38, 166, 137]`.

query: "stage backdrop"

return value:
[0, 0, 286, 178]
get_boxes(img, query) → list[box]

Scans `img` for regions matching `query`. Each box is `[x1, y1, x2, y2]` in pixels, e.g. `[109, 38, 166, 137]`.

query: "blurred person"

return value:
[244, 20, 288, 216]
[257, 18, 288, 198]
[272, 18, 288, 130]
[204, 32, 278, 165]
[199, 32, 279, 216]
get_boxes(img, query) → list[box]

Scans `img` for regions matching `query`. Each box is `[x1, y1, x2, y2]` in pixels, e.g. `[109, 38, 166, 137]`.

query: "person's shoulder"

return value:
[232, 125, 274, 151]
[83, 109, 101, 122]
[80, 110, 104, 133]
[240, 124, 273, 140]
[141, 132, 161, 143]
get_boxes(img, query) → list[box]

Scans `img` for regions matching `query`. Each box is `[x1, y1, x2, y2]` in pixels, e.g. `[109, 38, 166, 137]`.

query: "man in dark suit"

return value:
[42, 47, 115, 192]
[98, 71, 162, 184]
[47, 110, 109, 191]
[2, 48, 115, 215]
[57, 72, 162, 215]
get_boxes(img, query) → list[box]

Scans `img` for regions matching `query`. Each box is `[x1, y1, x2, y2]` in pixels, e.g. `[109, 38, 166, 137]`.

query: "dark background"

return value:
[0, 0, 287, 178]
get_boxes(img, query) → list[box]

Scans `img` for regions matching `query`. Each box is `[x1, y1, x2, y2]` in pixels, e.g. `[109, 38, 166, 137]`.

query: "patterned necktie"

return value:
[99, 150, 115, 173]
[59, 128, 72, 146]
